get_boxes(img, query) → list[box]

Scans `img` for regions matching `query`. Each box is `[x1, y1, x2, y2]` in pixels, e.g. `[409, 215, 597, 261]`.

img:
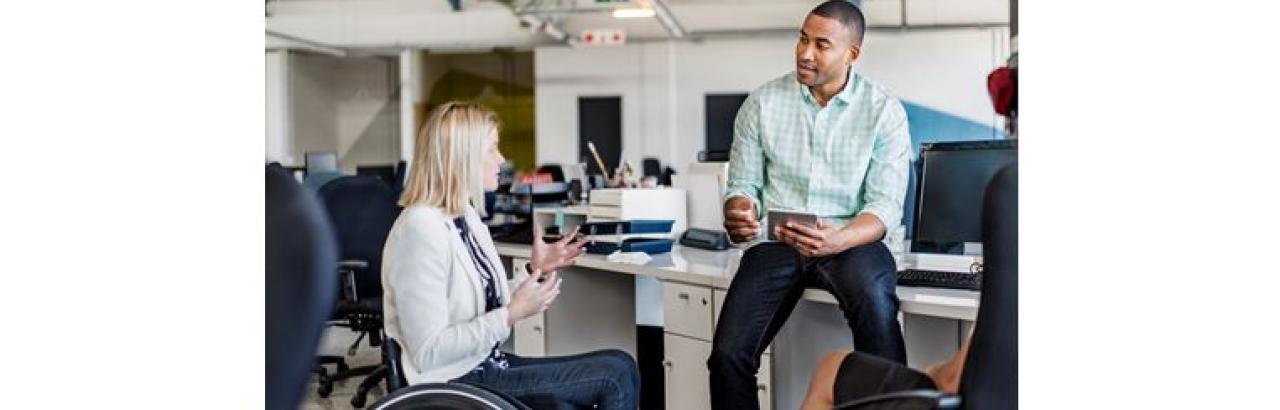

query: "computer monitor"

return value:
[910, 140, 1017, 255]
[305, 152, 339, 175]
[677, 162, 729, 231]
[705, 93, 749, 154]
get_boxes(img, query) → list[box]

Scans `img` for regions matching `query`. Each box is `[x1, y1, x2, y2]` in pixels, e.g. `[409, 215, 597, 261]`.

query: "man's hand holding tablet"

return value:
[770, 210, 850, 257]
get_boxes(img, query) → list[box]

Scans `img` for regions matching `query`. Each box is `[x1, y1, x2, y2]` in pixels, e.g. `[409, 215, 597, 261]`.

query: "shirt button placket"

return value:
[808, 109, 824, 210]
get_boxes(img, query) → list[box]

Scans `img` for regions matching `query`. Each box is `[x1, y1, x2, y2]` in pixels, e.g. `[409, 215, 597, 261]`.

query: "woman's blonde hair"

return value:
[399, 101, 500, 216]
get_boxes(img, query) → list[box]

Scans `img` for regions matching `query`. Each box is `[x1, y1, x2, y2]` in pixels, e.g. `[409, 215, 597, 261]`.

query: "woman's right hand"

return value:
[507, 269, 561, 326]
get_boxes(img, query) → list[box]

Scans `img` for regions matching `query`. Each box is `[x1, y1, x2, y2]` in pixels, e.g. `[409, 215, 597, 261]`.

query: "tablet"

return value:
[767, 209, 818, 241]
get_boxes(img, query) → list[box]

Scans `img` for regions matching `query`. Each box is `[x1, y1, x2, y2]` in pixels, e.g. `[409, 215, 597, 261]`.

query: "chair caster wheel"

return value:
[351, 395, 366, 408]
[317, 383, 333, 398]
[316, 369, 333, 398]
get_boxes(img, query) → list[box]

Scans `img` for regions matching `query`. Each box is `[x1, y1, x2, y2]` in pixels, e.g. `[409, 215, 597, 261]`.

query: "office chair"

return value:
[315, 175, 399, 407]
[266, 164, 340, 410]
[358, 165, 399, 189]
[641, 158, 661, 179]
[535, 164, 565, 182]
[369, 338, 580, 410]
[835, 163, 1017, 410]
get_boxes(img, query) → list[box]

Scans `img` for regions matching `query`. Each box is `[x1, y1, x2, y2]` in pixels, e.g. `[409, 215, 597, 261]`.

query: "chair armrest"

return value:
[339, 260, 370, 270]
[338, 259, 370, 301]
[833, 389, 960, 410]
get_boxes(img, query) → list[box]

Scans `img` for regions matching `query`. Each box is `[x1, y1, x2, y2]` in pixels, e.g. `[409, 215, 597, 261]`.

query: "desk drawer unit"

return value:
[758, 352, 773, 410]
[663, 333, 712, 410]
[663, 333, 773, 410]
[663, 282, 714, 341]
[510, 258, 546, 357]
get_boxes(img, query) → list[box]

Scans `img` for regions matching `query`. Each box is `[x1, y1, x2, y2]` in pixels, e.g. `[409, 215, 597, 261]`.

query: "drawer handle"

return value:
[532, 326, 543, 332]
[662, 360, 673, 368]
[677, 292, 690, 300]
[701, 298, 708, 305]
[756, 383, 768, 391]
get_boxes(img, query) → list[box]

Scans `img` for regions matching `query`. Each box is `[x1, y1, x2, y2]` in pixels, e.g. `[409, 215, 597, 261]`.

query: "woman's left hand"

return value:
[530, 223, 588, 273]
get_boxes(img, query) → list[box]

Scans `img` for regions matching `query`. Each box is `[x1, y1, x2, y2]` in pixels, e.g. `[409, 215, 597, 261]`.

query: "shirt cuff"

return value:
[856, 206, 896, 231]
[484, 307, 512, 343]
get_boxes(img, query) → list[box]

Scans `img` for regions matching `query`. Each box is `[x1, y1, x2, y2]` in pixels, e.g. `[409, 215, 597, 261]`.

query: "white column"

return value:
[399, 48, 421, 166]
[265, 49, 293, 165]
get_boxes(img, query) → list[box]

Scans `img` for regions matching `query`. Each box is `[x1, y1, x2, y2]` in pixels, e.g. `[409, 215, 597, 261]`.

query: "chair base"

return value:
[351, 365, 388, 408]
[315, 360, 380, 399]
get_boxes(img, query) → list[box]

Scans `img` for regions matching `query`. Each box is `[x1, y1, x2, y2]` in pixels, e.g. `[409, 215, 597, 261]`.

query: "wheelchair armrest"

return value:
[832, 389, 961, 410]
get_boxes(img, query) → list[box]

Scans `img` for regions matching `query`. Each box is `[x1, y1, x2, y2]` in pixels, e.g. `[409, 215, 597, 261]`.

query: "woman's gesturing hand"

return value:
[530, 223, 588, 273]
[506, 269, 561, 326]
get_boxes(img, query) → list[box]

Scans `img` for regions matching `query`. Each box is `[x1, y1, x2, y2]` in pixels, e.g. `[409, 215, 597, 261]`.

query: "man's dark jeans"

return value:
[707, 242, 904, 410]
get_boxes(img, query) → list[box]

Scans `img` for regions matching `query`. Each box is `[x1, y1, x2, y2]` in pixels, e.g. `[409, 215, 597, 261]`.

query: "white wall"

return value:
[534, 27, 1010, 173]
[265, 50, 292, 164]
[535, 44, 649, 169]
[283, 52, 401, 170]
[333, 56, 400, 169]
[290, 52, 339, 166]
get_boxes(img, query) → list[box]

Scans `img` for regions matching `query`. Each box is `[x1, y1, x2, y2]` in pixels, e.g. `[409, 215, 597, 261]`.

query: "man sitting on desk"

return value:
[710, 1, 911, 409]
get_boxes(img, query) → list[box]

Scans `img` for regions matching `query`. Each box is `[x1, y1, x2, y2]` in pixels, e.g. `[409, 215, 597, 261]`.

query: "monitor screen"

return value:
[910, 140, 1017, 255]
[305, 152, 339, 174]
[705, 94, 748, 153]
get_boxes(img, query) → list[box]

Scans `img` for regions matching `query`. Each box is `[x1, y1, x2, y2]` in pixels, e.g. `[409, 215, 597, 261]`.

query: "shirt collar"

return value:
[799, 65, 857, 106]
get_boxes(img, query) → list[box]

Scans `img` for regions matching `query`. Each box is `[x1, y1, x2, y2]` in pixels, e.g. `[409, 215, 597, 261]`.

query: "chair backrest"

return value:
[536, 164, 565, 182]
[641, 158, 661, 178]
[958, 162, 1017, 409]
[265, 164, 339, 410]
[358, 165, 398, 187]
[317, 175, 398, 299]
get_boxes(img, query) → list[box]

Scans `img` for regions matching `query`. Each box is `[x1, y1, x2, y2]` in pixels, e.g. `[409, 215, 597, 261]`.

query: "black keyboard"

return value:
[896, 269, 982, 291]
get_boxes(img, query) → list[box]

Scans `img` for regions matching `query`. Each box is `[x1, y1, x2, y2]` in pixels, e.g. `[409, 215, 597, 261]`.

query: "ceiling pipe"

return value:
[266, 30, 348, 57]
[649, 0, 686, 39]
[501, 0, 578, 46]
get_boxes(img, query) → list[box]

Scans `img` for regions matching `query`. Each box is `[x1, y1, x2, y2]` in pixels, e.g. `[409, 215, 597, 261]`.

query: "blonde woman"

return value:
[382, 101, 639, 409]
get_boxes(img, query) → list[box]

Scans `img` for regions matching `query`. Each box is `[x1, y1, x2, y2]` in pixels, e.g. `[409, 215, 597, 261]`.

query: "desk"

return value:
[493, 243, 979, 410]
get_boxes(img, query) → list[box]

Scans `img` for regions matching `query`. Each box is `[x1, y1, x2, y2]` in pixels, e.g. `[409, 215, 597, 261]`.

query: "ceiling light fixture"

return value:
[612, 8, 656, 19]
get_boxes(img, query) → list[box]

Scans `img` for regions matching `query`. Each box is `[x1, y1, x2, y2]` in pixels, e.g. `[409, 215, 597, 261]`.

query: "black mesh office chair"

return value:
[836, 163, 1018, 410]
[266, 164, 340, 410]
[315, 175, 399, 407]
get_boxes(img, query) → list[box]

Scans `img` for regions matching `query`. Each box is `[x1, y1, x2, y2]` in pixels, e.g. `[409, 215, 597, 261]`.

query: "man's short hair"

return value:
[809, 0, 867, 46]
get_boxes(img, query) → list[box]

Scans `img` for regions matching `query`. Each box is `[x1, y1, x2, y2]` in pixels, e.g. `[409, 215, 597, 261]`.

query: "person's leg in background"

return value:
[812, 242, 907, 363]
[799, 351, 849, 410]
[708, 242, 808, 410]
[452, 349, 640, 410]
[801, 350, 936, 409]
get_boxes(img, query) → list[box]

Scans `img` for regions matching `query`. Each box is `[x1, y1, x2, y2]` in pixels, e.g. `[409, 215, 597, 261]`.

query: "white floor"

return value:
[301, 327, 387, 410]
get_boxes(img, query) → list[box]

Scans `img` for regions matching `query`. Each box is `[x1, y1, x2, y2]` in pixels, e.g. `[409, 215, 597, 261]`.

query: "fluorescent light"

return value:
[612, 8, 655, 19]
